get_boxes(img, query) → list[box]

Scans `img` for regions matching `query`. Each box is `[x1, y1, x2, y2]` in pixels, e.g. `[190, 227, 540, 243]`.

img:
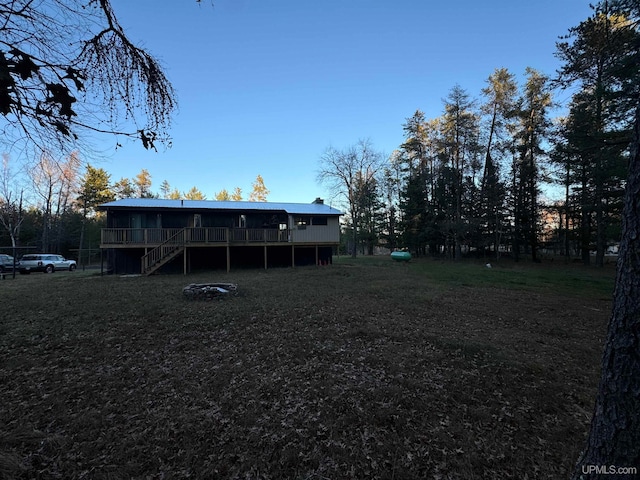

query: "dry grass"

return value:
[0, 258, 614, 479]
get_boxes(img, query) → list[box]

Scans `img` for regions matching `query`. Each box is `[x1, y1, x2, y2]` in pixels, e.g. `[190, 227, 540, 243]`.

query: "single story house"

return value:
[98, 198, 342, 274]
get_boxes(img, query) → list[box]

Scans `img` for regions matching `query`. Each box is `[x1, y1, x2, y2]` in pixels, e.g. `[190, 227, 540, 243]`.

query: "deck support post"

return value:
[226, 245, 230, 273]
[264, 245, 268, 270]
[183, 247, 187, 275]
[291, 245, 295, 268]
[142, 247, 148, 274]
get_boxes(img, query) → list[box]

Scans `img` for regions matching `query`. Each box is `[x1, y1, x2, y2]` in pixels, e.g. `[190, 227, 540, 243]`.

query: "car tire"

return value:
[69, 264, 76, 272]
[45, 265, 54, 274]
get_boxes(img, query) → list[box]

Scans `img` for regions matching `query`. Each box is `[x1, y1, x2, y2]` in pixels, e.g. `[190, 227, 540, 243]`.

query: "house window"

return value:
[238, 215, 247, 228]
[279, 223, 288, 230]
[193, 214, 202, 228]
[312, 216, 328, 226]
[295, 216, 310, 229]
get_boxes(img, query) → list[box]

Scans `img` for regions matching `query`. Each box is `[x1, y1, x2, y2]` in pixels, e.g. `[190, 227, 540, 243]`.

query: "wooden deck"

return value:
[100, 227, 339, 274]
[100, 227, 292, 248]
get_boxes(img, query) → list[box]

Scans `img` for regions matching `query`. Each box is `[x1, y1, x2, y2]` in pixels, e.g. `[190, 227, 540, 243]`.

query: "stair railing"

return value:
[141, 228, 186, 274]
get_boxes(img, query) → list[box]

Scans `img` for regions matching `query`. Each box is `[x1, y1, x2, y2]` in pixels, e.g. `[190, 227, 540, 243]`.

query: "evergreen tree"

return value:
[77, 165, 114, 265]
[555, 5, 639, 265]
[113, 177, 135, 199]
[512, 68, 552, 262]
[440, 85, 480, 259]
[399, 166, 429, 255]
[354, 171, 383, 255]
[479, 68, 517, 257]
[571, 3, 640, 474]
[378, 158, 402, 252]
[77, 166, 115, 216]
[159, 180, 172, 199]
[398, 111, 430, 255]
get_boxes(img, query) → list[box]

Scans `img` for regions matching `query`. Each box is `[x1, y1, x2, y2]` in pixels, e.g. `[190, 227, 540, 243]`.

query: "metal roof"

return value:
[98, 198, 342, 215]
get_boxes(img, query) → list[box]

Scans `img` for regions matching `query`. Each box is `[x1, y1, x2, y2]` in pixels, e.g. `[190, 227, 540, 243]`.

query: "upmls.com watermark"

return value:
[582, 465, 638, 476]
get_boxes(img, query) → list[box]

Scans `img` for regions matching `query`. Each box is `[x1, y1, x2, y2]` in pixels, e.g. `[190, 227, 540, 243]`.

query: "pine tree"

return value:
[354, 172, 383, 255]
[159, 180, 172, 199]
[556, 4, 638, 266]
[479, 68, 517, 257]
[113, 177, 135, 199]
[440, 85, 480, 259]
[398, 111, 430, 255]
[77, 165, 114, 265]
[512, 68, 552, 263]
[570, 1, 640, 474]
[77, 166, 115, 216]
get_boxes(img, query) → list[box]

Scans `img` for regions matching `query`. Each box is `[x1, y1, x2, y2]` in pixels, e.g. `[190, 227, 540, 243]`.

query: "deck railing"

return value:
[141, 229, 186, 274]
[102, 227, 289, 246]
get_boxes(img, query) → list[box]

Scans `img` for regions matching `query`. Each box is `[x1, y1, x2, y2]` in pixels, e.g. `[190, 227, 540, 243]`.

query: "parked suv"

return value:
[18, 254, 77, 274]
[0, 254, 16, 272]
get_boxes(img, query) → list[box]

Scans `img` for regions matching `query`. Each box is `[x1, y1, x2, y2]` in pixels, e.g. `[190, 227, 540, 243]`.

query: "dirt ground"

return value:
[0, 259, 614, 479]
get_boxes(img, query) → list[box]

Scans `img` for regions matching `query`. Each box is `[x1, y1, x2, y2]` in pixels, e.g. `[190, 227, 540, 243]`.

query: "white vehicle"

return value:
[18, 254, 77, 274]
[0, 254, 16, 272]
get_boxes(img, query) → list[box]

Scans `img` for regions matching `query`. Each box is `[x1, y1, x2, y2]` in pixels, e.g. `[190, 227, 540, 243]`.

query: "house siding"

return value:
[290, 217, 340, 243]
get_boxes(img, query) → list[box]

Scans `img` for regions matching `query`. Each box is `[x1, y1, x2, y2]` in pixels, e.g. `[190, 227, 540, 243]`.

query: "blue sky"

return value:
[95, 0, 594, 205]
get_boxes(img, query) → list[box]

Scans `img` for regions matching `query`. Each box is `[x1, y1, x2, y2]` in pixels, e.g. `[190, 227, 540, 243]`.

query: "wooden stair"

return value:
[142, 229, 186, 275]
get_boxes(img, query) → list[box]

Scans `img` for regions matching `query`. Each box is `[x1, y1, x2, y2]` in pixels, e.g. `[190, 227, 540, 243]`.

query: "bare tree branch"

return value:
[0, 0, 181, 156]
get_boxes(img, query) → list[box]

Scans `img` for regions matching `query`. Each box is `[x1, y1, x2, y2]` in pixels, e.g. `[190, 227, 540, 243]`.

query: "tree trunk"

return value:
[565, 167, 571, 258]
[572, 104, 640, 479]
[529, 172, 539, 263]
[580, 161, 592, 265]
[78, 214, 86, 268]
[595, 197, 605, 267]
[513, 163, 522, 262]
[351, 217, 357, 259]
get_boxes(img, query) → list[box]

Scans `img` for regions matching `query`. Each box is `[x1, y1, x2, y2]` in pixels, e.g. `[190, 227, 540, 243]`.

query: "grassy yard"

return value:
[0, 257, 615, 479]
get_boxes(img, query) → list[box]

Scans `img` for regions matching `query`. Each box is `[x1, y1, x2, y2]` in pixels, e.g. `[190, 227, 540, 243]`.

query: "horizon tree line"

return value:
[324, 14, 635, 265]
[0, 159, 271, 256]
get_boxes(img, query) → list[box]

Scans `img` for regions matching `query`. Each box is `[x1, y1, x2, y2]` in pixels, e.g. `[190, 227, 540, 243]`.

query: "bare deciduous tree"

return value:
[29, 151, 80, 251]
[1, 0, 181, 154]
[0, 154, 25, 252]
[318, 139, 383, 258]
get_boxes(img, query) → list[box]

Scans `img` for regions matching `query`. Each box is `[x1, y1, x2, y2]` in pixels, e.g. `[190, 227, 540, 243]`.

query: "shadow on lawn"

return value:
[0, 259, 611, 479]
